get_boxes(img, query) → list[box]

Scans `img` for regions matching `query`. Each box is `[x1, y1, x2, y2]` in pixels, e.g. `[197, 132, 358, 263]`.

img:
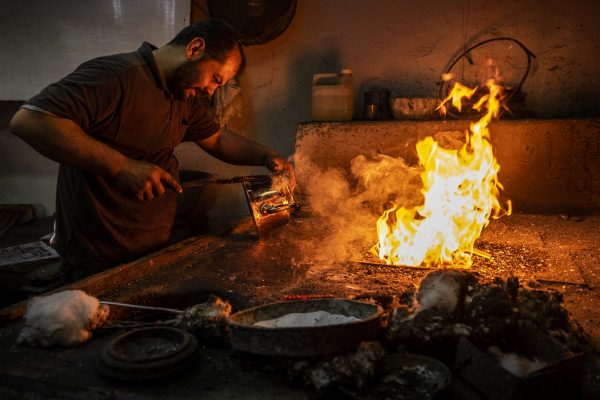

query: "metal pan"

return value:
[227, 299, 384, 357]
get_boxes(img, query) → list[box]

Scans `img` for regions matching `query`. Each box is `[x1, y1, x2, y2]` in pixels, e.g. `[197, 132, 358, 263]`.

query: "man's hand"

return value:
[10, 109, 183, 202]
[265, 155, 296, 192]
[113, 159, 183, 202]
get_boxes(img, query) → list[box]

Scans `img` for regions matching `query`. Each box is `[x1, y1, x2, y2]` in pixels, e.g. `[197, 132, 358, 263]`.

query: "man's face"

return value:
[169, 51, 240, 101]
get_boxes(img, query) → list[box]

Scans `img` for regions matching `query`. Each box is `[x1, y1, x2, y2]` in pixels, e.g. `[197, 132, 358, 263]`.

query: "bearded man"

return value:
[10, 19, 295, 282]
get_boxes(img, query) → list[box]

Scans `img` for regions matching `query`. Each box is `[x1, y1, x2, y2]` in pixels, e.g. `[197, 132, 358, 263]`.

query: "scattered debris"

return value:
[489, 346, 549, 377]
[160, 295, 231, 340]
[355, 353, 452, 400]
[281, 269, 595, 398]
[297, 341, 386, 393]
[415, 269, 477, 315]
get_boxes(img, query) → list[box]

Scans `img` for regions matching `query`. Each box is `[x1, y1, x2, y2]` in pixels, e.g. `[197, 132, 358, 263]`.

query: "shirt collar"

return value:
[138, 41, 171, 97]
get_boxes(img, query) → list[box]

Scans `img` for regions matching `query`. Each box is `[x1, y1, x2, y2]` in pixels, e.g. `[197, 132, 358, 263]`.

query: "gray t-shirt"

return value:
[26, 42, 220, 272]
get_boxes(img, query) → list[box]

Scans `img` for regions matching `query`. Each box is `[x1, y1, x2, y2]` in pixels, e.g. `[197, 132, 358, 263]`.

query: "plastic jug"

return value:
[311, 69, 354, 121]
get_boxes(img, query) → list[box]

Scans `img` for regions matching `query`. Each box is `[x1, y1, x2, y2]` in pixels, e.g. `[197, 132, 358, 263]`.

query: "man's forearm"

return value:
[197, 129, 279, 167]
[10, 108, 127, 178]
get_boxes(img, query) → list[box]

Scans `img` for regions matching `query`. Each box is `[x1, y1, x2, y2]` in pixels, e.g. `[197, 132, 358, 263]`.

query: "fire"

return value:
[375, 79, 511, 268]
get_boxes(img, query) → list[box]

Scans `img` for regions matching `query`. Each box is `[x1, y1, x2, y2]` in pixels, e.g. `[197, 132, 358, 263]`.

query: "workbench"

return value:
[1, 213, 600, 399]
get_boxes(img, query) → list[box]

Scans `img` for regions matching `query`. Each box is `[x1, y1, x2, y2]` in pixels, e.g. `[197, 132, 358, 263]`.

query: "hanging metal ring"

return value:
[438, 37, 537, 119]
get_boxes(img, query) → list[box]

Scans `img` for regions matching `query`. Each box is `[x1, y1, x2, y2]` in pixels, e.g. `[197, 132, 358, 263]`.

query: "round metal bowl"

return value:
[227, 299, 384, 357]
[97, 327, 199, 381]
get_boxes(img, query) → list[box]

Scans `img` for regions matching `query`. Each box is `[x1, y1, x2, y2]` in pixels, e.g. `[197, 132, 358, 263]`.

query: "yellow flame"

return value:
[437, 82, 477, 115]
[376, 79, 511, 268]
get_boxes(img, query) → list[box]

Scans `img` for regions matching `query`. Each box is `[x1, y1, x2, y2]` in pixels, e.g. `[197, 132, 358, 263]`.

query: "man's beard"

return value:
[168, 58, 207, 100]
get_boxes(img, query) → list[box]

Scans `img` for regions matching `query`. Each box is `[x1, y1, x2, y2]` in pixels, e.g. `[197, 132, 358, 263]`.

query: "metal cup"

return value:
[363, 90, 391, 120]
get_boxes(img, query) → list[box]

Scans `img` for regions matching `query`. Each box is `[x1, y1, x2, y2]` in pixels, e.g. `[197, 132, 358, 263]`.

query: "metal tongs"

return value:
[97, 300, 183, 330]
[100, 300, 182, 314]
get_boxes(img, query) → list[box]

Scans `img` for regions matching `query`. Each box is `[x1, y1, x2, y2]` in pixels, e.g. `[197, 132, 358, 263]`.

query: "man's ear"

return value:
[186, 37, 206, 60]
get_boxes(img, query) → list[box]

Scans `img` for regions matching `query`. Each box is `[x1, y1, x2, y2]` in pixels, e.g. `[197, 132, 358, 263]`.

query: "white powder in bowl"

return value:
[253, 310, 360, 328]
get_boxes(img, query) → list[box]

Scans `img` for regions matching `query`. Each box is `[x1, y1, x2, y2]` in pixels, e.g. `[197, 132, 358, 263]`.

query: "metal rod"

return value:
[536, 279, 589, 288]
[182, 175, 271, 188]
[99, 301, 182, 314]
[473, 248, 491, 259]
[101, 321, 160, 330]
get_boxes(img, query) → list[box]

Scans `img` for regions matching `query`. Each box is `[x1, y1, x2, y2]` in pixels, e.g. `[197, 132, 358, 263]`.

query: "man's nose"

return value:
[206, 82, 220, 97]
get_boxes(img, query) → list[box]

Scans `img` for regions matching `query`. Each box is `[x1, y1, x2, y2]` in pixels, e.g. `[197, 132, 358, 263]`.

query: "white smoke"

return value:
[293, 152, 423, 263]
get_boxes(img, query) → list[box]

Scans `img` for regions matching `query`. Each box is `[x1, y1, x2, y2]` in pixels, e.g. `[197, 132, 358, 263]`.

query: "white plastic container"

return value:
[311, 69, 354, 121]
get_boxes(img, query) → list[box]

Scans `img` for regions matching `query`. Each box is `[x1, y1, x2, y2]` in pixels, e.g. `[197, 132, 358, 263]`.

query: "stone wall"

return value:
[295, 119, 600, 213]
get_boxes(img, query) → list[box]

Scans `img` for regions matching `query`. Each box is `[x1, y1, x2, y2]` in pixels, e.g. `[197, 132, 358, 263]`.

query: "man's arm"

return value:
[10, 108, 182, 201]
[196, 128, 296, 190]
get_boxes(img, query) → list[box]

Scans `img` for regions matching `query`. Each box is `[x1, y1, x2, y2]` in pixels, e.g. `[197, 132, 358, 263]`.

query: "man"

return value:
[10, 19, 295, 282]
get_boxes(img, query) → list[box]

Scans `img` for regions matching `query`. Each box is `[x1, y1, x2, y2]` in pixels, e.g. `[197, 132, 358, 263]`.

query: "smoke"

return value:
[293, 152, 423, 264]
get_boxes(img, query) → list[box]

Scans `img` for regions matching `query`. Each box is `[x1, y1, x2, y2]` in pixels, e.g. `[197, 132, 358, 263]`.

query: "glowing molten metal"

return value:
[376, 79, 511, 268]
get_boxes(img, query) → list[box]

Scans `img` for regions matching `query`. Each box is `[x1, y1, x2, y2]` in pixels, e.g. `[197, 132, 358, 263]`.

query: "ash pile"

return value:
[288, 270, 600, 400]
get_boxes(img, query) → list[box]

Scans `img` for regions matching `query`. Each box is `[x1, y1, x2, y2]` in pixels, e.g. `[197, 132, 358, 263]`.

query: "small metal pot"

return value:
[242, 173, 299, 236]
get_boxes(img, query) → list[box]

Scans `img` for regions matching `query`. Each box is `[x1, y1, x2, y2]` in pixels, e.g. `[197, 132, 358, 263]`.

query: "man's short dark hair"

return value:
[169, 19, 245, 75]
